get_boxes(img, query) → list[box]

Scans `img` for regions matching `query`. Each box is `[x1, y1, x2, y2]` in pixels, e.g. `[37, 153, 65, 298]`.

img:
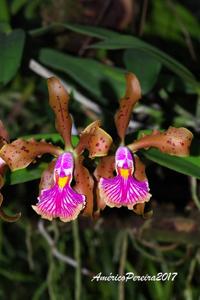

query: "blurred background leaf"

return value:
[124, 49, 162, 93]
[0, 29, 25, 86]
[39, 48, 126, 103]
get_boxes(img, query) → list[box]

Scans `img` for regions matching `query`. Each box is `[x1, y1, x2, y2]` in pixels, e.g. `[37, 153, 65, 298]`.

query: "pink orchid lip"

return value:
[32, 152, 86, 222]
[99, 146, 151, 209]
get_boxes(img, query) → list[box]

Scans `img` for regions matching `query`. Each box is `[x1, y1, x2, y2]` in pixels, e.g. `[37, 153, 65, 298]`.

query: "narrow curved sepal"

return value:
[128, 127, 193, 156]
[115, 73, 141, 142]
[94, 156, 115, 211]
[33, 152, 86, 222]
[99, 147, 151, 209]
[47, 77, 72, 148]
[74, 156, 94, 218]
[76, 120, 112, 158]
[0, 193, 21, 222]
[0, 208, 21, 222]
[0, 139, 62, 171]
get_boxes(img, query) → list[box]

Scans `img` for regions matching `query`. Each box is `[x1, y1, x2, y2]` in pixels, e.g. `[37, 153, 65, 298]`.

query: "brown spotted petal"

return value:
[47, 77, 72, 148]
[0, 139, 62, 171]
[0, 120, 9, 147]
[39, 160, 56, 193]
[128, 127, 193, 156]
[74, 156, 94, 218]
[133, 155, 148, 216]
[75, 121, 112, 158]
[94, 156, 115, 211]
[114, 73, 141, 142]
[134, 155, 147, 181]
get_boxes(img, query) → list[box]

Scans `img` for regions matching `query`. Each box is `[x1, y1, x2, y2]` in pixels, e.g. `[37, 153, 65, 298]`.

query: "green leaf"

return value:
[29, 22, 120, 39]
[141, 148, 200, 179]
[10, 0, 28, 15]
[22, 133, 79, 146]
[89, 36, 199, 90]
[39, 48, 126, 103]
[0, 0, 10, 23]
[22, 133, 64, 144]
[0, 268, 34, 282]
[123, 49, 162, 93]
[145, 0, 200, 42]
[0, 29, 25, 86]
[31, 22, 199, 90]
[8, 162, 47, 185]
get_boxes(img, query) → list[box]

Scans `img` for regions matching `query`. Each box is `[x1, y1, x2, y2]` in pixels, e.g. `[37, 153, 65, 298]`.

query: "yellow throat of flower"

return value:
[58, 176, 69, 188]
[119, 168, 129, 179]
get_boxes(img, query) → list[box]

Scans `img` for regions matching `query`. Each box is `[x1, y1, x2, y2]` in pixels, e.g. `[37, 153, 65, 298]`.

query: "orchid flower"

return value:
[99, 146, 151, 209]
[0, 78, 112, 222]
[95, 73, 193, 217]
[0, 121, 21, 222]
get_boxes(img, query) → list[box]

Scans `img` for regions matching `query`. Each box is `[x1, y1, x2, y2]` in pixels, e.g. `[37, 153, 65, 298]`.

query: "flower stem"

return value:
[118, 231, 128, 300]
[72, 219, 81, 300]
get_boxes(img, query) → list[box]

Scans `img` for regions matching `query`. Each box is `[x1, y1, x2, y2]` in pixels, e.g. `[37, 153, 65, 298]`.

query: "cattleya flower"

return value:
[95, 73, 193, 216]
[0, 121, 21, 222]
[99, 146, 151, 209]
[0, 78, 112, 222]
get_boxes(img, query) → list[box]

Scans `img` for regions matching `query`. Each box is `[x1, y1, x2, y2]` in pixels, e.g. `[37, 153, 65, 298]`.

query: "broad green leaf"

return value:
[8, 162, 47, 185]
[31, 22, 199, 90]
[29, 22, 121, 39]
[89, 36, 199, 90]
[39, 48, 126, 103]
[0, 29, 25, 86]
[141, 148, 200, 179]
[123, 49, 161, 93]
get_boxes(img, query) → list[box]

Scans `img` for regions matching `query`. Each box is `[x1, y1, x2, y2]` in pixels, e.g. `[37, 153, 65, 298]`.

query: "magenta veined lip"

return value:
[32, 152, 86, 222]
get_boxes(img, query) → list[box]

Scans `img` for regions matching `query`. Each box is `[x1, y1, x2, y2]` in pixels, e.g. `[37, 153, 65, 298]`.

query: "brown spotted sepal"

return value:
[0, 139, 63, 171]
[128, 127, 193, 157]
[74, 155, 94, 218]
[47, 77, 72, 149]
[115, 73, 141, 143]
